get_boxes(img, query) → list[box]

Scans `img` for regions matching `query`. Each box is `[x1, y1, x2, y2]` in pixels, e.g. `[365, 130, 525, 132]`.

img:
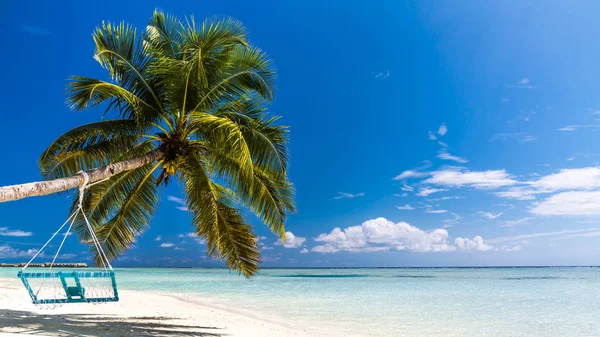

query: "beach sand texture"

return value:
[0, 278, 335, 337]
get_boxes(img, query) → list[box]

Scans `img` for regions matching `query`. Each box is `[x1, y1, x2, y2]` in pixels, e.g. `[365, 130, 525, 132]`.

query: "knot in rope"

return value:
[77, 171, 90, 209]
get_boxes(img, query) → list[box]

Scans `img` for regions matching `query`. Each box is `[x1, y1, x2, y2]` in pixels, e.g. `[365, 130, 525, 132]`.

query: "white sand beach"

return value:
[0, 278, 337, 337]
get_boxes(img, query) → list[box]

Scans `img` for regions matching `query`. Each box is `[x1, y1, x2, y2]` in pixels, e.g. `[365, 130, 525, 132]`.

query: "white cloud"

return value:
[168, 196, 188, 211]
[312, 217, 455, 253]
[507, 78, 536, 89]
[333, 192, 365, 200]
[155, 235, 162, 241]
[530, 167, 600, 192]
[300, 248, 309, 254]
[550, 231, 600, 240]
[428, 131, 437, 140]
[396, 204, 414, 210]
[437, 150, 468, 163]
[438, 141, 448, 148]
[425, 210, 448, 214]
[501, 217, 534, 227]
[160, 242, 174, 248]
[177, 233, 206, 244]
[167, 196, 185, 203]
[393, 170, 429, 180]
[416, 187, 446, 197]
[494, 187, 537, 200]
[428, 196, 463, 201]
[567, 156, 575, 161]
[521, 135, 537, 142]
[478, 211, 504, 220]
[374, 70, 391, 79]
[0, 227, 33, 237]
[275, 232, 306, 248]
[487, 229, 598, 244]
[558, 124, 599, 131]
[401, 184, 414, 192]
[491, 133, 529, 142]
[455, 236, 494, 251]
[424, 168, 517, 189]
[438, 124, 448, 136]
[531, 191, 600, 216]
[0, 245, 37, 258]
[497, 167, 600, 201]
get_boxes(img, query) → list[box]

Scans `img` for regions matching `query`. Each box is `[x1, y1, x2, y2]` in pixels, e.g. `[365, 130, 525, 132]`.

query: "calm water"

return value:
[2, 267, 599, 336]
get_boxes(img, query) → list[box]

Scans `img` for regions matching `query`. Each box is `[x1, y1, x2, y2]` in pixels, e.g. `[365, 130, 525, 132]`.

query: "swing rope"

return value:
[21, 171, 113, 272]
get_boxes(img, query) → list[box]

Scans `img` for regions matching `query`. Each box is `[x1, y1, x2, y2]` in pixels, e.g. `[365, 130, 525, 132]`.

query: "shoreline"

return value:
[0, 277, 341, 337]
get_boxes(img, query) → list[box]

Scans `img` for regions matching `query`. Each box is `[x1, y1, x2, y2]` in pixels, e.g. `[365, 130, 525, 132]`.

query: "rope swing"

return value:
[18, 171, 119, 306]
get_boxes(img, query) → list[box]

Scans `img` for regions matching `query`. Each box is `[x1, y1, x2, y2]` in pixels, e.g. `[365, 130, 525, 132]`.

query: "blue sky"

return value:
[2, 1, 600, 267]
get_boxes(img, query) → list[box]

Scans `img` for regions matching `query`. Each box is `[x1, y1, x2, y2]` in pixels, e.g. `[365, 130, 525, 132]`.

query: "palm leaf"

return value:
[181, 153, 260, 277]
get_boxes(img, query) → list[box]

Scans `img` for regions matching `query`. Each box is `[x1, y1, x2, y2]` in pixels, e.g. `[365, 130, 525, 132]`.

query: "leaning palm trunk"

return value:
[0, 149, 164, 203]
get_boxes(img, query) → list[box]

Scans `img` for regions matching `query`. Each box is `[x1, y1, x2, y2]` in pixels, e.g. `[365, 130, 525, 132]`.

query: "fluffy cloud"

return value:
[0, 245, 37, 258]
[428, 131, 437, 140]
[333, 192, 365, 200]
[531, 191, 600, 215]
[530, 167, 600, 192]
[454, 236, 494, 251]
[496, 168, 600, 201]
[312, 218, 456, 253]
[275, 232, 306, 248]
[416, 187, 446, 197]
[437, 150, 468, 163]
[438, 124, 448, 136]
[160, 242, 175, 248]
[424, 168, 517, 189]
[0, 227, 33, 237]
[155, 235, 162, 241]
[300, 248, 309, 254]
[478, 211, 504, 220]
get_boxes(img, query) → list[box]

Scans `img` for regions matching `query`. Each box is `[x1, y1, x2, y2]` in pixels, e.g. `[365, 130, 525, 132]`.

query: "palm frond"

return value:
[189, 112, 254, 181]
[181, 153, 260, 277]
[206, 147, 295, 237]
[40, 120, 142, 179]
[68, 141, 158, 250]
[91, 161, 160, 264]
[92, 20, 166, 117]
[214, 95, 289, 173]
[66, 77, 160, 125]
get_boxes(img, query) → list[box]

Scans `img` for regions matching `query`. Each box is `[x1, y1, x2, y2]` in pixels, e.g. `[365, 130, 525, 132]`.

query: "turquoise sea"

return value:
[2, 267, 599, 336]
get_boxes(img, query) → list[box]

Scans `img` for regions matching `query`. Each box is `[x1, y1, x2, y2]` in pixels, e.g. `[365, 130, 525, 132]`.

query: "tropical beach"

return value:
[0, 277, 324, 337]
[3, 267, 600, 337]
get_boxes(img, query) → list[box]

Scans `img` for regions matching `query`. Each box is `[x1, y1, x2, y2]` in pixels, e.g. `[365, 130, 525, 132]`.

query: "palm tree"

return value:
[0, 10, 295, 277]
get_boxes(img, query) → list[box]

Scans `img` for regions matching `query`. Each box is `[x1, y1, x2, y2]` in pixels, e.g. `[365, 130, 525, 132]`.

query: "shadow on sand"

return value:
[0, 309, 224, 337]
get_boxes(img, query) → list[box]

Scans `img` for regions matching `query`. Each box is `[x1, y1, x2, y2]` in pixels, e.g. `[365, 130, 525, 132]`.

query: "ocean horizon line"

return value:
[76, 265, 600, 269]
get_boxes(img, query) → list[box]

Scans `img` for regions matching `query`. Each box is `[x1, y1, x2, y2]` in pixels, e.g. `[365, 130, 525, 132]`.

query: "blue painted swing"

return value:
[18, 172, 119, 305]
